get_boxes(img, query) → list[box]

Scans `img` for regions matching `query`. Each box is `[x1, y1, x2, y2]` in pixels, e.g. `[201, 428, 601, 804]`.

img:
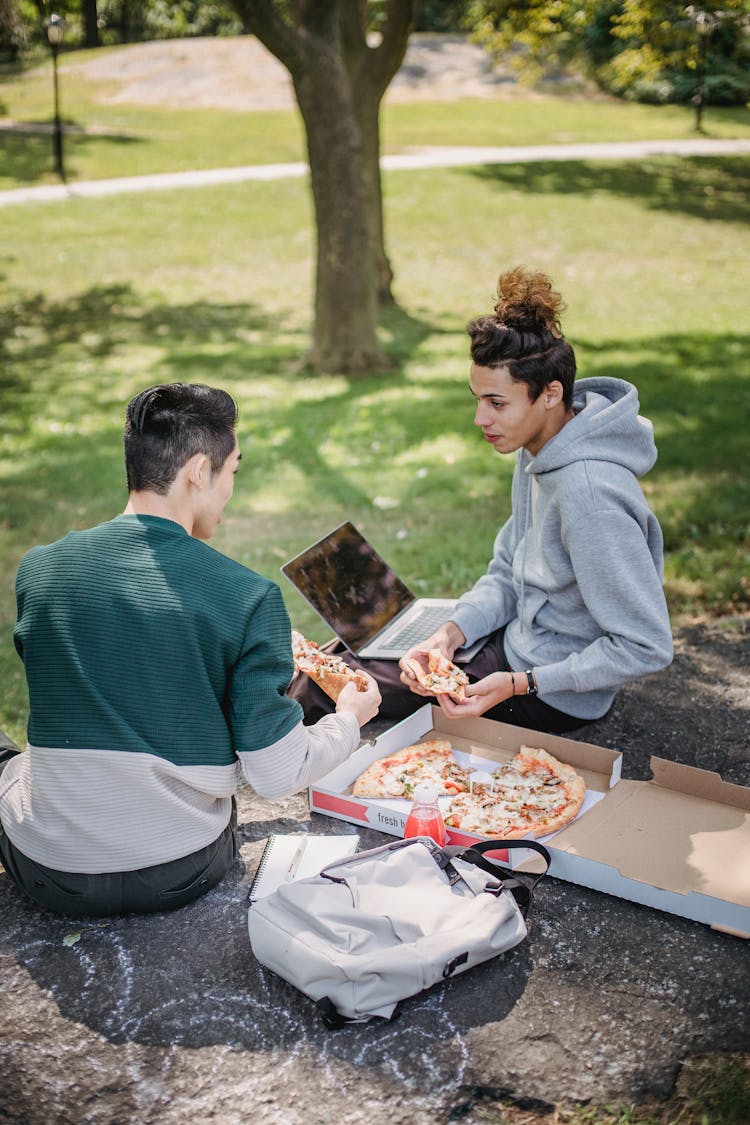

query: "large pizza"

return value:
[352, 741, 586, 840]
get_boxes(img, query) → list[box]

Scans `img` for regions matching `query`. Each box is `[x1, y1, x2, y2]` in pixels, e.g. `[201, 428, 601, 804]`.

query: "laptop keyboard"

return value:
[380, 606, 454, 651]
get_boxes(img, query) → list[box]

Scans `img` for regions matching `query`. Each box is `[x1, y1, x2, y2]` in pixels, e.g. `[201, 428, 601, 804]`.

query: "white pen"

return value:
[286, 838, 308, 880]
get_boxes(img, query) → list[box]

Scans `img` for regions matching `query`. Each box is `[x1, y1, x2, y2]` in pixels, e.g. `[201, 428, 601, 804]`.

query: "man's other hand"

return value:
[398, 621, 466, 694]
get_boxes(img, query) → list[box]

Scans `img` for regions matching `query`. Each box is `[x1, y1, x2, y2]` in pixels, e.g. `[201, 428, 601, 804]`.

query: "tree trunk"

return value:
[341, 2, 417, 307]
[82, 0, 100, 48]
[231, 0, 416, 372]
[293, 55, 384, 373]
[355, 89, 395, 305]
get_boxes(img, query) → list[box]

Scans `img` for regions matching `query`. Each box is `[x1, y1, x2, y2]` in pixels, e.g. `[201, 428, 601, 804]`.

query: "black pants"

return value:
[0, 803, 238, 918]
[288, 628, 597, 735]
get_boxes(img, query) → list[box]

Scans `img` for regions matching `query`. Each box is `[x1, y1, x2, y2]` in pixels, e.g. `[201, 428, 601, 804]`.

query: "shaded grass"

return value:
[0, 101, 308, 187]
[468, 156, 750, 226]
[1, 156, 748, 746]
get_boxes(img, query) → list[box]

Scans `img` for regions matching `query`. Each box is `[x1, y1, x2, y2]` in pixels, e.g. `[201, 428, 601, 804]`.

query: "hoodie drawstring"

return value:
[518, 456, 533, 634]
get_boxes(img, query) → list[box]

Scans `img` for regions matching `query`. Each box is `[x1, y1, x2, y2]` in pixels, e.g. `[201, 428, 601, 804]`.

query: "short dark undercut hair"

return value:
[124, 383, 238, 495]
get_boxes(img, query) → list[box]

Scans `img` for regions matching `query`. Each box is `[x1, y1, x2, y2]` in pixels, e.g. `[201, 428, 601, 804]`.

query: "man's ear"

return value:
[184, 452, 210, 490]
[544, 381, 564, 408]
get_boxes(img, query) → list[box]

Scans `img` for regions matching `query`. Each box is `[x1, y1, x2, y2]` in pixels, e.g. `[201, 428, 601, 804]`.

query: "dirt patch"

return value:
[63, 32, 528, 111]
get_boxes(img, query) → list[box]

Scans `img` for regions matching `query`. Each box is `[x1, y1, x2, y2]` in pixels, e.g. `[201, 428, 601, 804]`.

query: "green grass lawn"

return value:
[1, 44, 749, 188]
[2, 141, 749, 747]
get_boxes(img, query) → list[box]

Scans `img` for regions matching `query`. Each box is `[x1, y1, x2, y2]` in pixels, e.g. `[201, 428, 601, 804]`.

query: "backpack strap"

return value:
[315, 996, 402, 1030]
[457, 839, 551, 917]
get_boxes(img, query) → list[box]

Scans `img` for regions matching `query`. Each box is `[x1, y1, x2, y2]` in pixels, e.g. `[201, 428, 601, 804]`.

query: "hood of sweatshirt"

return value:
[527, 376, 657, 479]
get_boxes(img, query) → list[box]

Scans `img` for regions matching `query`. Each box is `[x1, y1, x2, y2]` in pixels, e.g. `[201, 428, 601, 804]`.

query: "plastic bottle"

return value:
[403, 782, 446, 846]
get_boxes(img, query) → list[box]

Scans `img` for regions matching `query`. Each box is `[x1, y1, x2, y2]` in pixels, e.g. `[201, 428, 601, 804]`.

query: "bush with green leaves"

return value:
[470, 0, 750, 106]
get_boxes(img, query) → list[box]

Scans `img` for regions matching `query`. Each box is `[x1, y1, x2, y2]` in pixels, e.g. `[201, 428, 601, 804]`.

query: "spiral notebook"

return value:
[249, 833, 360, 902]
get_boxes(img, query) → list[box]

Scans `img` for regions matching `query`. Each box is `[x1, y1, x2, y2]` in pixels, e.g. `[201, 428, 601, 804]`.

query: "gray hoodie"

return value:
[451, 377, 673, 719]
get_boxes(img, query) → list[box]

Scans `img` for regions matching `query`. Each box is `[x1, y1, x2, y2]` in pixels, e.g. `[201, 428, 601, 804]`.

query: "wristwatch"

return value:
[524, 669, 538, 696]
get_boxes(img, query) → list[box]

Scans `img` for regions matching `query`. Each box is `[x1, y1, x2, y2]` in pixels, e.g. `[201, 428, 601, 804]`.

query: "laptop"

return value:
[281, 521, 487, 662]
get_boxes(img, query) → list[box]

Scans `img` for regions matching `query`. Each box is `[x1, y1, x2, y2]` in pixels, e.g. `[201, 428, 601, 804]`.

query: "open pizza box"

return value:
[309, 704, 750, 937]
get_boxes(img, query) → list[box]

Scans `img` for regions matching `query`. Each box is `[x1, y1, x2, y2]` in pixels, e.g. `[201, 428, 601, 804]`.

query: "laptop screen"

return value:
[281, 522, 415, 652]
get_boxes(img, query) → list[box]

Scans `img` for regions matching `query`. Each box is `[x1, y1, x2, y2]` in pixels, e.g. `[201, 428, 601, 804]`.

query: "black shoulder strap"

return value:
[315, 996, 402, 1030]
[457, 839, 551, 917]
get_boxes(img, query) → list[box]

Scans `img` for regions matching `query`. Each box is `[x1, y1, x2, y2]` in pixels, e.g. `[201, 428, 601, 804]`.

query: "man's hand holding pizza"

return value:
[434, 671, 515, 718]
[335, 673, 382, 727]
[291, 630, 382, 726]
[399, 621, 466, 695]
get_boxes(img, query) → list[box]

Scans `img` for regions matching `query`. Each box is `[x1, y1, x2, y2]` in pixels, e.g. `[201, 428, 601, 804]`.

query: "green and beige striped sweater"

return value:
[1, 515, 357, 873]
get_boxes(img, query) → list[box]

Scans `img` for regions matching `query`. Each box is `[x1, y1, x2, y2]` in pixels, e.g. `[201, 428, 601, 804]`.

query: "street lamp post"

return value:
[686, 6, 715, 134]
[46, 13, 65, 181]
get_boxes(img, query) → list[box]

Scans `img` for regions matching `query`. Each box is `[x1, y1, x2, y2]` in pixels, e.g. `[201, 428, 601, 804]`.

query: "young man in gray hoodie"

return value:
[399, 266, 673, 732]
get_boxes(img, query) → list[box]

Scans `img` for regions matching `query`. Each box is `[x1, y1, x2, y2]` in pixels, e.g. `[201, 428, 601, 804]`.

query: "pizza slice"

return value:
[291, 630, 368, 703]
[444, 786, 536, 839]
[402, 649, 469, 701]
[445, 745, 586, 840]
[352, 739, 471, 799]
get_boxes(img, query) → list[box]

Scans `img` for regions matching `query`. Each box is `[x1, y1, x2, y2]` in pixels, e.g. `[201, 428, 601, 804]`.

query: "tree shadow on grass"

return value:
[0, 283, 438, 397]
[579, 332, 749, 474]
[0, 132, 59, 184]
[0, 283, 444, 535]
[578, 331, 750, 538]
[466, 156, 750, 225]
[0, 126, 145, 186]
[1, 283, 747, 592]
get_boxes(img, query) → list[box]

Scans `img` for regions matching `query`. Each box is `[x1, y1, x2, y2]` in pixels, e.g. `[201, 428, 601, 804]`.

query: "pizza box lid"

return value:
[308, 705, 750, 935]
[527, 755, 750, 936]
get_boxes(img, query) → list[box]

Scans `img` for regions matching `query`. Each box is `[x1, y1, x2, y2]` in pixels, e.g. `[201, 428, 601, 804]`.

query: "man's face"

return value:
[470, 363, 552, 457]
[193, 439, 241, 540]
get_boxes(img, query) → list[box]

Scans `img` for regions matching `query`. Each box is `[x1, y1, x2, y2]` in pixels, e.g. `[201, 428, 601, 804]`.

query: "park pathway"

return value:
[1, 136, 749, 208]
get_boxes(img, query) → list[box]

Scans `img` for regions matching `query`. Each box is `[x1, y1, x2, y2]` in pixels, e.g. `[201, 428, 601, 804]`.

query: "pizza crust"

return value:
[351, 739, 465, 798]
[402, 650, 469, 700]
[291, 630, 367, 702]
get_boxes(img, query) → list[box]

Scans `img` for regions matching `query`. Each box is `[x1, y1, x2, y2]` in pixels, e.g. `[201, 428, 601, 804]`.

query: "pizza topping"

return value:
[352, 740, 473, 799]
[352, 740, 586, 840]
[445, 745, 586, 839]
[403, 650, 469, 700]
[291, 629, 368, 702]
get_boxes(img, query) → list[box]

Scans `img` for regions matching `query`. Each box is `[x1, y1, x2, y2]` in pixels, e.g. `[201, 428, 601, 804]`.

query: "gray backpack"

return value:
[247, 835, 550, 1026]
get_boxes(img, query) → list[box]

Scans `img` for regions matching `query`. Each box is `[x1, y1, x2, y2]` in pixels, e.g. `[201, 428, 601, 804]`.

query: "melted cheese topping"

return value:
[446, 759, 573, 832]
[376, 757, 449, 798]
[292, 630, 351, 676]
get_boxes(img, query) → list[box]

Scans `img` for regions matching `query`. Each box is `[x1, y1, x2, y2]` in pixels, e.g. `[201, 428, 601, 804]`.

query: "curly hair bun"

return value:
[493, 266, 566, 336]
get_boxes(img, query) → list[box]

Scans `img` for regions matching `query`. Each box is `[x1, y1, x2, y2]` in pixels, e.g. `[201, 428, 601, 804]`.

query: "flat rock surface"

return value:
[1, 616, 748, 1123]
[61, 33, 530, 111]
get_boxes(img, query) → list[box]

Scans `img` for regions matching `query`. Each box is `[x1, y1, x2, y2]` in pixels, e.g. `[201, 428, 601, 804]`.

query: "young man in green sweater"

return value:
[0, 383, 380, 917]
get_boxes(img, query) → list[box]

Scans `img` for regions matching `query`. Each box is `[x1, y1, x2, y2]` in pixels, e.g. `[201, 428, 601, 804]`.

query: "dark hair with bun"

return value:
[467, 266, 576, 408]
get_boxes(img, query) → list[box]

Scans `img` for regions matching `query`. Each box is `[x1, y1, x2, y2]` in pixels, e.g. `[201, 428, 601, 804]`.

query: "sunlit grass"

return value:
[1, 42, 749, 188]
[1, 150, 749, 745]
